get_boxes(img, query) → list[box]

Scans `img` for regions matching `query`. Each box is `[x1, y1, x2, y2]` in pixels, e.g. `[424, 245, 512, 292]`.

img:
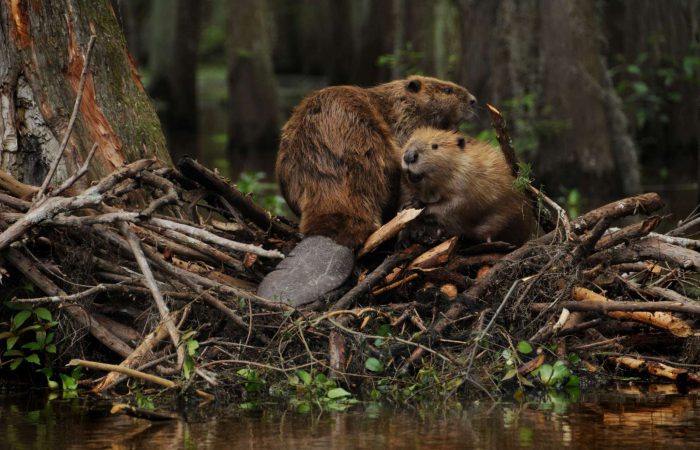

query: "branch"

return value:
[119, 222, 185, 368]
[51, 143, 98, 197]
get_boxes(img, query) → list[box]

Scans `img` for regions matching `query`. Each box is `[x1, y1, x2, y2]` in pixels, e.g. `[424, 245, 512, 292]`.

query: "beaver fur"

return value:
[276, 76, 476, 248]
[401, 127, 533, 246]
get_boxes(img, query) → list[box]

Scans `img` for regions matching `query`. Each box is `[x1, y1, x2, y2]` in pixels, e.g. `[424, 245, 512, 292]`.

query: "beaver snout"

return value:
[403, 146, 420, 165]
[468, 94, 477, 106]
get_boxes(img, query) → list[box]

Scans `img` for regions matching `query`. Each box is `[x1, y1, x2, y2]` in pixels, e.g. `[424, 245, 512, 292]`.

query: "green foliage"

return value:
[1, 307, 58, 375]
[611, 44, 700, 130]
[499, 342, 581, 393]
[377, 43, 425, 76]
[564, 188, 581, 219]
[286, 369, 359, 412]
[236, 171, 290, 217]
[237, 368, 265, 394]
[364, 357, 384, 373]
[180, 329, 200, 380]
[516, 341, 533, 355]
[512, 162, 533, 193]
[134, 389, 156, 410]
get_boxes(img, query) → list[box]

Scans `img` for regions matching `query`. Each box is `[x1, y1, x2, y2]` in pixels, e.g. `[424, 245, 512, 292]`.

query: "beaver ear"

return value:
[457, 137, 466, 150]
[406, 79, 422, 93]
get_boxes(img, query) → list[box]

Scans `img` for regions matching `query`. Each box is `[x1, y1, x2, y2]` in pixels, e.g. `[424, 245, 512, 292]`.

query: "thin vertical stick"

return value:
[119, 222, 185, 369]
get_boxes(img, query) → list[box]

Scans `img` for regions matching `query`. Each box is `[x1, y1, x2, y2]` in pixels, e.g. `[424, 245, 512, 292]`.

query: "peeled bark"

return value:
[0, 0, 169, 188]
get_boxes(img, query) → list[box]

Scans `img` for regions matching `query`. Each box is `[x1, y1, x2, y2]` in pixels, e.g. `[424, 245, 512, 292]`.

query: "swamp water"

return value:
[3, 387, 700, 449]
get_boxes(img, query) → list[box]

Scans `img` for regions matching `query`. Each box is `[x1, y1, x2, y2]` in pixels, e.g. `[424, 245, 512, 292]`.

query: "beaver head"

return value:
[370, 76, 477, 145]
[401, 127, 471, 204]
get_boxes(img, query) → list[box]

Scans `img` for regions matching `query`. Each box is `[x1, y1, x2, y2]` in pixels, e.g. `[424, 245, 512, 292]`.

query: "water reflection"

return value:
[3, 387, 700, 449]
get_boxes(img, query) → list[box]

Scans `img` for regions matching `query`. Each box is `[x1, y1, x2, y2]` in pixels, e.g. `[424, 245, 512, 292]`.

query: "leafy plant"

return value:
[180, 329, 200, 380]
[236, 171, 290, 217]
[1, 307, 57, 372]
[287, 369, 358, 412]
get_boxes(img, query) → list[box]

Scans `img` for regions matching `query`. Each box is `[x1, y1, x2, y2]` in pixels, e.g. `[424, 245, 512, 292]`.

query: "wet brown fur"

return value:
[276, 76, 476, 248]
[401, 128, 534, 246]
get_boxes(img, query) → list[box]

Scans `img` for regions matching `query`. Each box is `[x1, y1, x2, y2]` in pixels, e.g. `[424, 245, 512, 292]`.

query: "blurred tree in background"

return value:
[111, 0, 699, 215]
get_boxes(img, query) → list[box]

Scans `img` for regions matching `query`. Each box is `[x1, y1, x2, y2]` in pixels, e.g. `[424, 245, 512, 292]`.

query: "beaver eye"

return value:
[431, 143, 438, 150]
[442, 87, 454, 95]
[457, 137, 466, 149]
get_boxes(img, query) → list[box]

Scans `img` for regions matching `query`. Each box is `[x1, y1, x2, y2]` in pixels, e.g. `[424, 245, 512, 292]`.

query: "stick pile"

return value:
[0, 153, 698, 399]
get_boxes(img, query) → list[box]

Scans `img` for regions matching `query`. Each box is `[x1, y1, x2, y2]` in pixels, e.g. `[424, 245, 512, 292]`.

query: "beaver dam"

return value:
[0, 107, 698, 415]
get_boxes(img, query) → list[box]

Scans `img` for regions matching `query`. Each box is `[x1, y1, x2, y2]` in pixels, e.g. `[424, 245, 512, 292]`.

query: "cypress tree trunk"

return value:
[456, 0, 641, 206]
[227, 0, 279, 154]
[0, 0, 169, 188]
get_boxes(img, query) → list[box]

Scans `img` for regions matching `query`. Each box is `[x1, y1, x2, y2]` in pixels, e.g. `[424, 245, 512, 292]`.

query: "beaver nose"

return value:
[468, 94, 477, 106]
[403, 147, 419, 165]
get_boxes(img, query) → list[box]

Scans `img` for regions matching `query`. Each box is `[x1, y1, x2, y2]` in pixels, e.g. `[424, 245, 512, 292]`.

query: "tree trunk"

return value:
[227, 0, 279, 154]
[148, 0, 201, 133]
[0, 0, 169, 188]
[456, 0, 641, 207]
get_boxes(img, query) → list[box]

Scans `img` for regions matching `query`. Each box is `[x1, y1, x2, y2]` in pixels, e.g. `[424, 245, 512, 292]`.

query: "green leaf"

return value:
[186, 339, 199, 356]
[502, 369, 518, 381]
[59, 373, 78, 391]
[296, 369, 311, 385]
[25, 353, 41, 365]
[238, 402, 256, 410]
[538, 364, 553, 385]
[626, 65, 641, 75]
[364, 357, 384, 373]
[45, 344, 56, 354]
[517, 341, 533, 355]
[4, 349, 23, 357]
[296, 401, 311, 414]
[632, 81, 649, 95]
[326, 387, 352, 399]
[314, 373, 329, 385]
[567, 353, 581, 365]
[376, 324, 392, 337]
[566, 375, 580, 387]
[34, 308, 52, 322]
[6, 335, 19, 350]
[9, 358, 23, 370]
[12, 310, 31, 330]
[21, 342, 41, 351]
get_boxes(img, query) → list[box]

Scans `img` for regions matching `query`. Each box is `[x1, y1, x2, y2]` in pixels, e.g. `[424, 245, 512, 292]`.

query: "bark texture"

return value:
[457, 0, 642, 206]
[0, 0, 169, 188]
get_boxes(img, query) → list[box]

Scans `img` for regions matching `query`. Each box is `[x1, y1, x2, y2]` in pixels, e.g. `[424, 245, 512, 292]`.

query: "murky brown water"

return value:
[3, 387, 700, 449]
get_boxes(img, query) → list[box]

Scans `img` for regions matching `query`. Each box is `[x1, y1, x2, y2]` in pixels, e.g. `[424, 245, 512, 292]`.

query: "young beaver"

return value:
[401, 128, 533, 246]
[260, 76, 476, 306]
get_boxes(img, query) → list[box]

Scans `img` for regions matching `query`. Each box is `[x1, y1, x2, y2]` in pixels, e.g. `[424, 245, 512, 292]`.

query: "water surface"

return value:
[3, 387, 700, 449]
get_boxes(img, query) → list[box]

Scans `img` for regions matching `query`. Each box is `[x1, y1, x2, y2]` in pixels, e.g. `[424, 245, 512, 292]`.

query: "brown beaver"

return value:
[260, 76, 476, 306]
[276, 76, 477, 249]
[400, 127, 533, 246]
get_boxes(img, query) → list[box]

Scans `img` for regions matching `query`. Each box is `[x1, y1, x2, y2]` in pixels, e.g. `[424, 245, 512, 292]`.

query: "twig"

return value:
[11, 280, 134, 304]
[36, 35, 97, 200]
[0, 159, 155, 253]
[119, 222, 185, 369]
[70, 358, 175, 388]
[530, 299, 700, 315]
[51, 143, 98, 198]
[465, 279, 521, 375]
[331, 249, 417, 311]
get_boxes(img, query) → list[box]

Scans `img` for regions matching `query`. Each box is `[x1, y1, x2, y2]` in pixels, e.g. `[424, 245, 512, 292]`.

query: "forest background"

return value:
[114, 0, 699, 220]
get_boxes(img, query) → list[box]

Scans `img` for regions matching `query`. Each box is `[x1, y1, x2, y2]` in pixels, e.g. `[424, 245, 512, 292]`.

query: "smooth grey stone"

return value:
[257, 236, 354, 307]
